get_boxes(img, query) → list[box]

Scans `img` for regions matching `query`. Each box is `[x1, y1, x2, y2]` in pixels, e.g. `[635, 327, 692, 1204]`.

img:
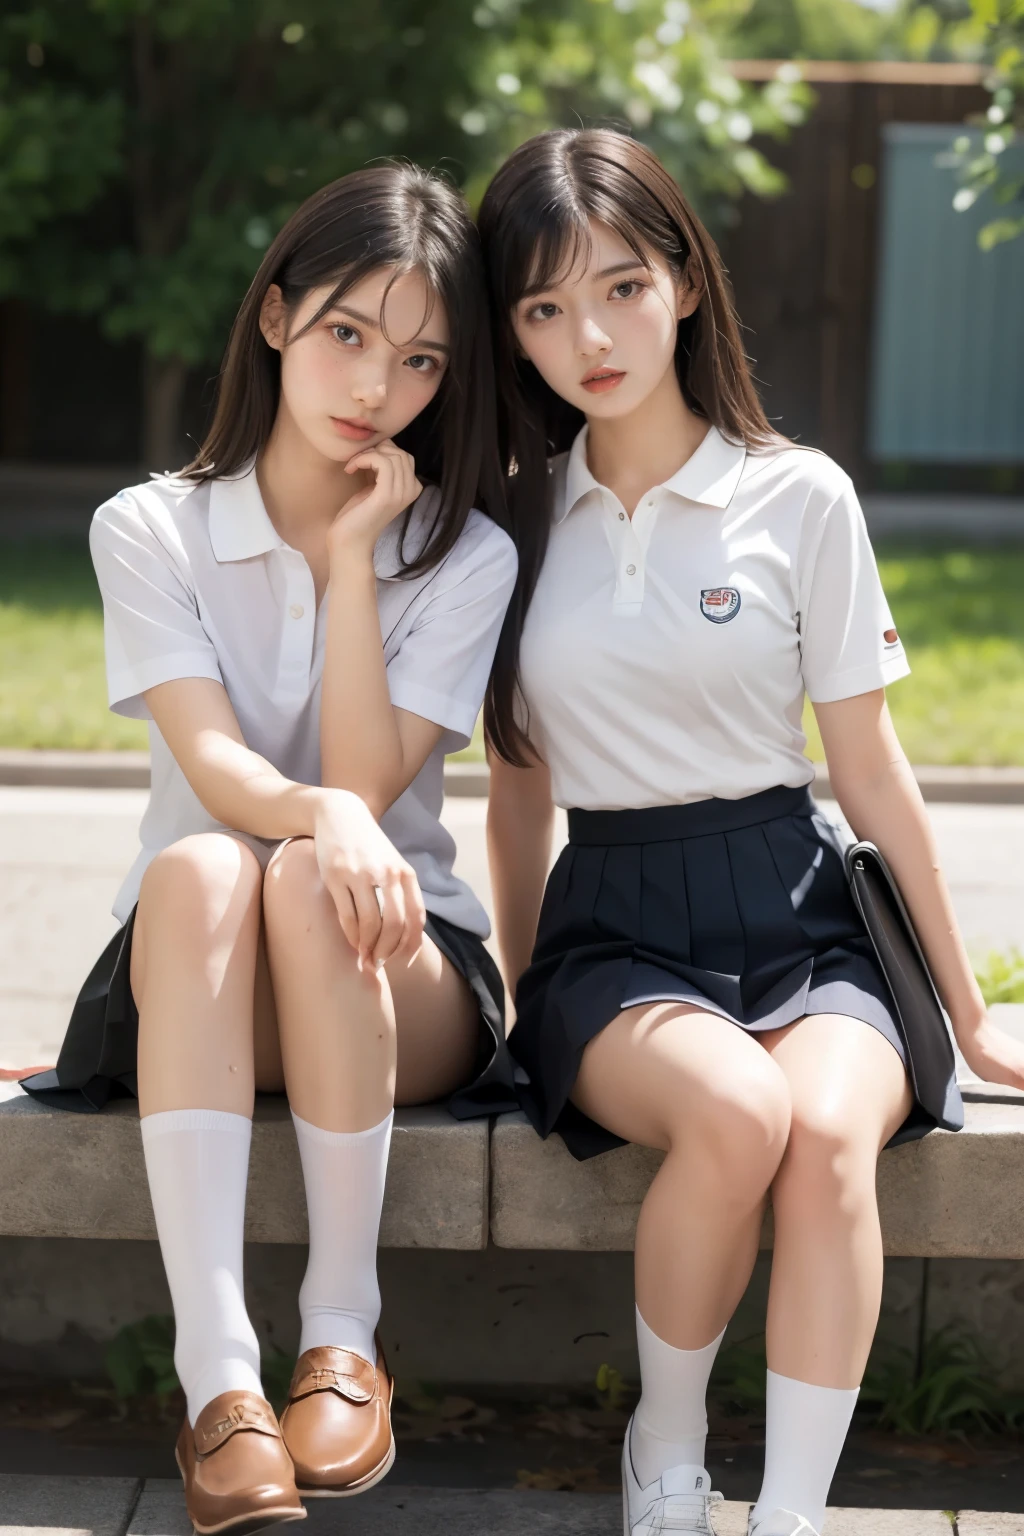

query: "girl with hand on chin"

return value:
[24, 166, 518, 1534]
[479, 129, 1024, 1536]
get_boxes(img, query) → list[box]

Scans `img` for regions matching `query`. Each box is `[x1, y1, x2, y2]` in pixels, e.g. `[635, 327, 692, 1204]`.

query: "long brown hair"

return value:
[183, 164, 506, 575]
[478, 128, 777, 763]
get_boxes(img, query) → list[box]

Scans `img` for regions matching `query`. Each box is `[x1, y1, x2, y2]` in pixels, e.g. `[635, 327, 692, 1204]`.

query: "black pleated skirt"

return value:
[21, 908, 518, 1122]
[509, 784, 962, 1160]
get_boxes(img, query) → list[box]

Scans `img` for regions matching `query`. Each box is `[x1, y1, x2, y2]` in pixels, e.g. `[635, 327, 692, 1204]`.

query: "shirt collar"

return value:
[557, 422, 747, 523]
[207, 461, 432, 577]
[208, 461, 283, 563]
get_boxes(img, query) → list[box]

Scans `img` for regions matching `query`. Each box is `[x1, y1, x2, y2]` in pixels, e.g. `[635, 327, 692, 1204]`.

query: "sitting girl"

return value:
[25, 164, 517, 1533]
[480, 128, 1024, 1536]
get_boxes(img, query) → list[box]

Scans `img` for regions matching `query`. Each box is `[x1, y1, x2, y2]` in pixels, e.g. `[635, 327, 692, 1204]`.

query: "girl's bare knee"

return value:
[775, 1102, 877, 1221]
[262, 837, 360, 970]
[671, 1052, 792, 1197]
[264, 838, 328, 923]
[137, 834, 263, 934]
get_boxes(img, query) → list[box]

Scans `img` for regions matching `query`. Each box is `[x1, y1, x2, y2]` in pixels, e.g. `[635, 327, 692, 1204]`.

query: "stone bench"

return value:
[489, 1102, 1024, 1258]
[1, 1088, 1024, 1257]
[0, 1098, 488, 1249]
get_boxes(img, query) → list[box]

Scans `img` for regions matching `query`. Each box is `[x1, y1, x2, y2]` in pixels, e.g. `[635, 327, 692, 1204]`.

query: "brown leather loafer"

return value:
[279, 1340, 395, 1497]
[175, 1391, 306, 1534]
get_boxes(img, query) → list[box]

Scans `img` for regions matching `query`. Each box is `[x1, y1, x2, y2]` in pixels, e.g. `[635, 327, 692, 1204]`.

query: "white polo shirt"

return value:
[91, 465, 517, 934]
[518, 425, 909, 810]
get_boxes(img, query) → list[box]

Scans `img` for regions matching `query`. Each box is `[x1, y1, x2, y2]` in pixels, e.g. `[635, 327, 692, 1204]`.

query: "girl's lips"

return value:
[581, 370, 626, 394]
[331, 417, 377, 441]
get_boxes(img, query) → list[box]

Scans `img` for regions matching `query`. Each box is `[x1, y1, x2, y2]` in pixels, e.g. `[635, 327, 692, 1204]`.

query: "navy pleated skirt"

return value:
[509, 784, 956, 1161]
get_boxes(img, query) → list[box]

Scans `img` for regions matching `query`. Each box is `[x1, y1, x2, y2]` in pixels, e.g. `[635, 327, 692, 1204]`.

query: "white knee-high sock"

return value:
[630, 1306, 726, 1488]
[140, 1109, 263, 1426]
[750, 1370, 860, 1533]
[292, 1109, 393, 1365]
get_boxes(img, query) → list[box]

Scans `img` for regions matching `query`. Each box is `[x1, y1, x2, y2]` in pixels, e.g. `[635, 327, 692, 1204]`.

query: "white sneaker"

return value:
[621, 1416, 723, 1533]
[748, 1511, 820, 1536]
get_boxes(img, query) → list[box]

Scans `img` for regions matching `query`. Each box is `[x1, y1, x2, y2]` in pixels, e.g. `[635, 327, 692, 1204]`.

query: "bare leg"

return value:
[260, 836, 483, 1369]
[763, 1013, 913, 1385]
[130, 833, 267, 1420]
[571, 1004, 792, 1348]
[747, 1013, 914, 1533]
[252, 925, 285, 1094]
[389, 937, 479, 1107]
[262, 838, 394, 1130]
[572, 1005, 792, 1493]
[133, 833, 264, 1116]
[261, 837, 480, 1126]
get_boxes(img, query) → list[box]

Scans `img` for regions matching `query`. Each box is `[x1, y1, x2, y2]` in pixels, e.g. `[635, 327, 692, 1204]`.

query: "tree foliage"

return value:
[0, 0, 808, 460]
[947, 0, 1024, 245]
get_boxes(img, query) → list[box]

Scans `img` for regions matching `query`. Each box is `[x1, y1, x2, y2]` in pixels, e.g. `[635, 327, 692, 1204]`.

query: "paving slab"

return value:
[822, 1514, 953, 1533]
[109, 1482, 972, 1536]
[0, 1477, 1003, 1536]
[491, 1103, 1024, 1256]
[120, 1480, 186, 1536]
[0, 1098, 488, 1249]
[0, 1473, 140, 1535]
[127, 1480, 625, 1535]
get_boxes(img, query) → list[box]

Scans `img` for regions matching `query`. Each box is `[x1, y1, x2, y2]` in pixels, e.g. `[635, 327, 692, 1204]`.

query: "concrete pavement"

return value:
[1, 786, 1023, 1071]
[1, 1474, 1015, 1534]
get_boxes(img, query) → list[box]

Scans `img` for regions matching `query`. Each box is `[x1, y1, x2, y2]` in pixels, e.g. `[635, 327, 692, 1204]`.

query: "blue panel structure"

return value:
[869, 123, 1024, 464]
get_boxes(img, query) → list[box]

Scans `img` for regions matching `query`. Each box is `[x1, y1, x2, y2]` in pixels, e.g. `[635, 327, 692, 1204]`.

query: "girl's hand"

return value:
[955, 1013, 1024, 1092]
[328, 440, 422, 561]
[312, 788, 426, 970]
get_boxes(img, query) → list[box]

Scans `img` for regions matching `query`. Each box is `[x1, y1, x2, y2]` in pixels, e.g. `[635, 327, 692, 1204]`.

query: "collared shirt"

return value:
[518, 424, 909, 810]
[91, 464, 517, 934]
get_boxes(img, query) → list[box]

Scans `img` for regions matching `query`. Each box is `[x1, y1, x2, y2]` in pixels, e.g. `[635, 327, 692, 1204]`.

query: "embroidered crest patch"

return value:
[700, 587, 741, 623]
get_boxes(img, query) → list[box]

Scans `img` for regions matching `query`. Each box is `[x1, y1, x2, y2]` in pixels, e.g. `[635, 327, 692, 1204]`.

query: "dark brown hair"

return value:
[183, 164, 506, 575]
[478, 128, 778, 763]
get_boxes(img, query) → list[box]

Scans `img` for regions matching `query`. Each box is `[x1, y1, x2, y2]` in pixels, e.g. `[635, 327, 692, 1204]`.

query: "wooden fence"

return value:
[720, 62, 990, 485]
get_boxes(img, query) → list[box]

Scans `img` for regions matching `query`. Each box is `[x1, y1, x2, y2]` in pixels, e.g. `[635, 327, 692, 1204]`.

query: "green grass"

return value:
[2, 540, 1024, 763]
[974, 947, 1024, 1006]
[802, 546, 1024, 766]
[0, 542, 147, 750]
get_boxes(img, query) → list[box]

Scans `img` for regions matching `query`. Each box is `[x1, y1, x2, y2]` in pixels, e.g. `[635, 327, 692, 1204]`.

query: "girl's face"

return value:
[510, 219, 698, 421]
[260, 265, 450, 463]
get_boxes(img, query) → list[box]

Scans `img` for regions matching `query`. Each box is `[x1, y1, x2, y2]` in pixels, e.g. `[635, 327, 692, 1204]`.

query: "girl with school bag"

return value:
[479, 128, 1024, 1536]
[24, 164, 518, 1533]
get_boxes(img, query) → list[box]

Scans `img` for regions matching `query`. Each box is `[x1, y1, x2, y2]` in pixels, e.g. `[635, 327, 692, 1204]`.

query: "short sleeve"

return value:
[90, 489, 223, 720]
[797, 476, 910, 704]
[385, 519, 518, 748]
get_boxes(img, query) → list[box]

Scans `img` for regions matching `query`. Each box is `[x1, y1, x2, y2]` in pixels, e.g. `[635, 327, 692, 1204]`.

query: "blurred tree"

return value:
[947, 0, 1023, 245]
[711, 0, 996, 67]
[713, 0, 890, 62]
[456, 0, 810, 212]
[0, 0, 497, 464]
[0, 0, 806, 465]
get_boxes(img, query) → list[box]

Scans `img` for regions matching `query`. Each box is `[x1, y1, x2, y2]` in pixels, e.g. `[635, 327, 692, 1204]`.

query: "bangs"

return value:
[507, 186, 659, 308]
[297, 265, 439, 347]
[294, 259, 442, 349]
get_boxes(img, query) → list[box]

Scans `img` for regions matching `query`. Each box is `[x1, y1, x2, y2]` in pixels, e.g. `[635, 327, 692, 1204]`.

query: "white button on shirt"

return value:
[518, 425, 910, 811]
[91, 465, 518, 933]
